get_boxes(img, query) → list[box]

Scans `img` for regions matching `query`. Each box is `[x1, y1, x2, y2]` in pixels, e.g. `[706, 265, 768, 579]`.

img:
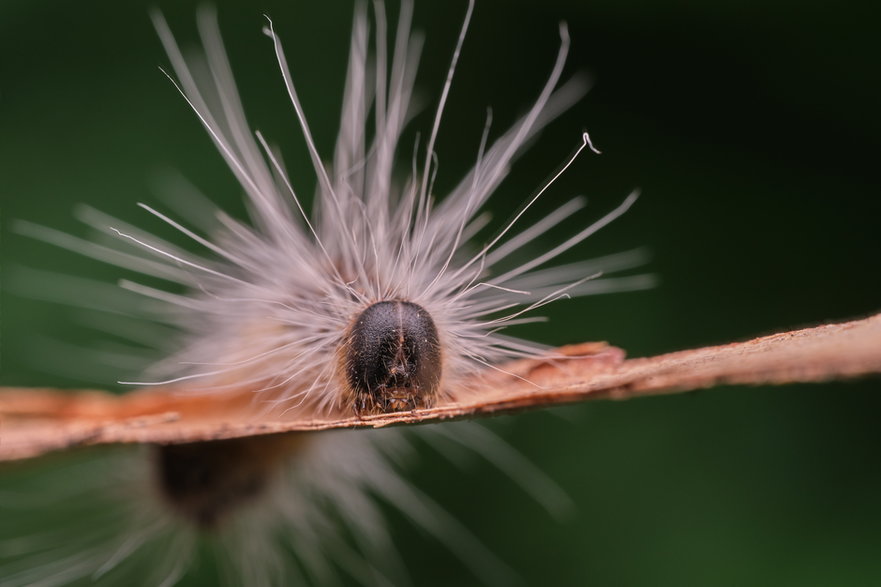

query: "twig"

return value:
[1, 312, 879, 462]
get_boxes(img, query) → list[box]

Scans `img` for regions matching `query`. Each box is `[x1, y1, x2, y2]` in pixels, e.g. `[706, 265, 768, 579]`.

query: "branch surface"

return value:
[2, 313, 879, 462]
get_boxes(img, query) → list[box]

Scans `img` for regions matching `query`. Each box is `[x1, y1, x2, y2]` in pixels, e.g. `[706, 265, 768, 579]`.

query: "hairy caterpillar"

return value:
[1, 1, 650, 584]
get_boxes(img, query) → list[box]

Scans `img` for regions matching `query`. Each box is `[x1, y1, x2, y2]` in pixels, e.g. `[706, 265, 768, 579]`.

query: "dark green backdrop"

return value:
[1, 1, 879, 585]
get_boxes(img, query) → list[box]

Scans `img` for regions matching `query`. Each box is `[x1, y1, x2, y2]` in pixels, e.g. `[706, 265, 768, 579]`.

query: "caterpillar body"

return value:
[1, 1, 649, 584]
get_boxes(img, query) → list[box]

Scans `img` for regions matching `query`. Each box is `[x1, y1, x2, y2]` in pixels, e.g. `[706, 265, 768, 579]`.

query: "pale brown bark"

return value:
[1, 312, 879, 462]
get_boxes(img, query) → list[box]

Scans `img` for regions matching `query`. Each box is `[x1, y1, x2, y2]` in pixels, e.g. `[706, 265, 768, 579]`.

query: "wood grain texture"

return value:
[2, 313, 879, 462]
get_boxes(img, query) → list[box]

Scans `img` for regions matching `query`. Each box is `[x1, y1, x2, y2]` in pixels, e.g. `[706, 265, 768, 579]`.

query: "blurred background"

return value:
[1, 0, 880, 585]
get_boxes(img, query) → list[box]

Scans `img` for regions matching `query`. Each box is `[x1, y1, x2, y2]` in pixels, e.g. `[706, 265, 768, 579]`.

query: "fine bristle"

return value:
[122, 5, 647, 417]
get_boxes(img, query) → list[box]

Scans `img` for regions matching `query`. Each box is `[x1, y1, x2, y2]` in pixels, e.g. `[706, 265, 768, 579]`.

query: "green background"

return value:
[1, 0, 880, 585]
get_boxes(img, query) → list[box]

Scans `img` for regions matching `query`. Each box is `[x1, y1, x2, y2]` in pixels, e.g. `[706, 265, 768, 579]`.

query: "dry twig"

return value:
[1, 312, 879, 462]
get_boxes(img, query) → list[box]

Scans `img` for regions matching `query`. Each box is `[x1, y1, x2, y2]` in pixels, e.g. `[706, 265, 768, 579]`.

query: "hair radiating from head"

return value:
[127, 2, 648, 419]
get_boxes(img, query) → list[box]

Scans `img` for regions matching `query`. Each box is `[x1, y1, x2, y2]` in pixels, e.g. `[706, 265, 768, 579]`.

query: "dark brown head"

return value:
[341, 300, 442, 416]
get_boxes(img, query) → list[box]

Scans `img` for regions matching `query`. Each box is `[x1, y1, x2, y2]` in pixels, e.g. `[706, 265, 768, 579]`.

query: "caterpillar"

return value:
[1, 1, 649, 584]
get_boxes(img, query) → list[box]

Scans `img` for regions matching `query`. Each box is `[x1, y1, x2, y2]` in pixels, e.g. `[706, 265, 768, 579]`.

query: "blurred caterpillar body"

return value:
[2, 1, 649, 584]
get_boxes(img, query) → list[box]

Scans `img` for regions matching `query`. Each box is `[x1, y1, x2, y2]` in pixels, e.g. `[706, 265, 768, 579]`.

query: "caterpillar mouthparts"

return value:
[342, 300, 443, 416]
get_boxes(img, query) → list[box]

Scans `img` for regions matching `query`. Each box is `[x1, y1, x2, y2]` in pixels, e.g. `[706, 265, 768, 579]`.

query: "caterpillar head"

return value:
[340, 300, 443, 416]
